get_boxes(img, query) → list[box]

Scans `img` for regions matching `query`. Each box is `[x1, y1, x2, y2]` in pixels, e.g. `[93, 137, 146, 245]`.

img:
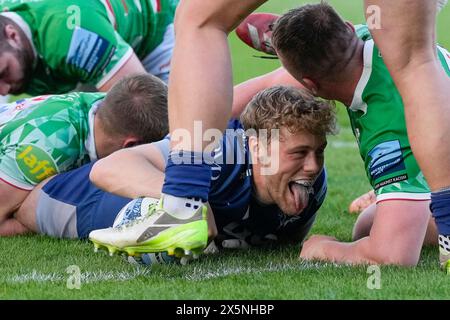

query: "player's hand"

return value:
[299, 235, 337, 261]
[218, 222, 278, 250]
[221, 238, 251, 250]
[348, 190, 376, 215]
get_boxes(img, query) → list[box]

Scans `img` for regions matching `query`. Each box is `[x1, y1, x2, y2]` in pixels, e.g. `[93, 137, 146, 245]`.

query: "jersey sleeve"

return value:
[38, 10, 133, 89]
[367, 140, 431, 202]
[375, 174, 431, 202]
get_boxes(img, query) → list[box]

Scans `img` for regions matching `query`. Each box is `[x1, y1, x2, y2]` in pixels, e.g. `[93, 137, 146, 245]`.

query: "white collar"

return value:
[0, 12, 37, 60]
[348, 40, 374, 114]
[85, 100, 102, 161]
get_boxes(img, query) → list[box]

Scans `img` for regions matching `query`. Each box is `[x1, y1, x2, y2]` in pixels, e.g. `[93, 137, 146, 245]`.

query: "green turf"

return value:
[1, 0, 450, 300]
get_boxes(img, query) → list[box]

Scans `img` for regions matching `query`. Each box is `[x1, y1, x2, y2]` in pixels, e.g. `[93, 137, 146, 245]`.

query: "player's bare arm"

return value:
[90, 144, 166, 199]
[301, 200, 430, 266]
[232, 67, 303, 118]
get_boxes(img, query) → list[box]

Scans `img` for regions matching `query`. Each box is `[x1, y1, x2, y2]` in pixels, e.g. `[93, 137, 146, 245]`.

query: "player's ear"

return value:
[122, 137, 141, 149]
[345, 21, 356, 33]
[248, 135, 258, 155]
[4, 24, 21, 49]
[249, 135, 272, 165]
[248, 135, 265, 163]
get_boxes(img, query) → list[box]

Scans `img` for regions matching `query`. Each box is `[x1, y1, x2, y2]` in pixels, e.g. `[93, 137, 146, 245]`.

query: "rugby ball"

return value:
[113, 197, 159, 228]
[235, 12, 280, 55]
[126, 252, 177, 266]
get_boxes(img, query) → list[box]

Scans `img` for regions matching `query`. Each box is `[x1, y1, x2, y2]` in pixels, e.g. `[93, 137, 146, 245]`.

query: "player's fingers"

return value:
[222, 239, 250, 250]
[348, 190, 376, 214]
[204, 241, 220, 255]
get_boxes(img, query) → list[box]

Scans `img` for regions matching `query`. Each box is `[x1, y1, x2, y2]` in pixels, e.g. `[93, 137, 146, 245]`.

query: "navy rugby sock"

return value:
[162, 150, 211, 203]
[430, 187, 450, 253]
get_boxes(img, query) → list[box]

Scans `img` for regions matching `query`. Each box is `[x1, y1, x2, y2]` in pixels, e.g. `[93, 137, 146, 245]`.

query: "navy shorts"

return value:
[36, 162, 131, 239]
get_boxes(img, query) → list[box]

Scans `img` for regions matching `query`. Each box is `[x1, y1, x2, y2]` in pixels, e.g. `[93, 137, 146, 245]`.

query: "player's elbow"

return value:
[370, 249, 420, 267]
[174, 3, 207, 31]
[173, 2, 234, 34]
[89, 161, 108, 189]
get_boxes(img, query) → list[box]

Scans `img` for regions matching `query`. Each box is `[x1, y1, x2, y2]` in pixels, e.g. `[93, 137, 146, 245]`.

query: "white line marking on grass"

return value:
[184, 261, 343, 281]
[8, 268, 153, 284]
[6, 262, 348, 284]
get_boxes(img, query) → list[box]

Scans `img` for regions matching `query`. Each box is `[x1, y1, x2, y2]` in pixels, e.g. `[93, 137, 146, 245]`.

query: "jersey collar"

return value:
[348, 39, 374, 114]
[85, 100, 102, 161]
[0, 12, 37, 61]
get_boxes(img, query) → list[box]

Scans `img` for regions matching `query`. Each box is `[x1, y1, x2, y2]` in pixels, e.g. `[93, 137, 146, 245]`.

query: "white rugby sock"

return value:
[161, 194, 204, 219]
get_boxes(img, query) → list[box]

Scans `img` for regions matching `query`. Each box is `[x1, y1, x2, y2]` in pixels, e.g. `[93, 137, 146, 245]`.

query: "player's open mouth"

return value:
[288, 180, 313, 213]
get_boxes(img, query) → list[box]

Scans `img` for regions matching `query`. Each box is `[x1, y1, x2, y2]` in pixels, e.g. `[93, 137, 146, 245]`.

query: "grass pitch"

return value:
[1, 0, 450, 300]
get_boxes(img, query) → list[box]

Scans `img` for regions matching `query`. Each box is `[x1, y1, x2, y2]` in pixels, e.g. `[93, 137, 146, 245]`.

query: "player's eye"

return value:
[293, 151, 307, 158]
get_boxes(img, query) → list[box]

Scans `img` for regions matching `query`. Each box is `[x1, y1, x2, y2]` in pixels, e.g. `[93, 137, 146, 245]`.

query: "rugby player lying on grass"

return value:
[232, 3, 449, 266]
[0, 0, 179, 96]
[13, 86, 335, 263]
[0, 74, 168, 236]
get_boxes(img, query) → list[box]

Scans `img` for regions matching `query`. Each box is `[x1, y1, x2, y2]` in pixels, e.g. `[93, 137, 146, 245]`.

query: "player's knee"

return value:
[173, 2, 207, 31]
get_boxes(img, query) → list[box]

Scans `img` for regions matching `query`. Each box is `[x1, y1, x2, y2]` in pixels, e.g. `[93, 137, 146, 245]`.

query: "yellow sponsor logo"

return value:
[16, 144, 58, 184]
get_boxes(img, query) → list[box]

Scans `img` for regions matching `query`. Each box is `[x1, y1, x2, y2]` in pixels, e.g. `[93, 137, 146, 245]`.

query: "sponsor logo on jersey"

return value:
[14, 96, 50, 111]
[67, 27, 111, 75]
[368, 140, 407, 187]
[0, 96, 52, 126]
[14, 99, 27, 111]
[16, 144, 58, 184]
[374, 174, 408, 190]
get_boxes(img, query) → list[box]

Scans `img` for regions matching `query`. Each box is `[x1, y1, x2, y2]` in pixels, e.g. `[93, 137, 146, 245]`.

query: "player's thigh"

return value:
[0, 181, 30, 221]
[15, 178, 52, 232]
[365, 0, 437, 71]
